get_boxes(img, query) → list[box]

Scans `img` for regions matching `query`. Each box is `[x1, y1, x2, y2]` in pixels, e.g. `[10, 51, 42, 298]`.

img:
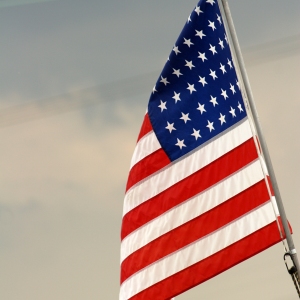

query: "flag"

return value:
[120, 0, 283, 299]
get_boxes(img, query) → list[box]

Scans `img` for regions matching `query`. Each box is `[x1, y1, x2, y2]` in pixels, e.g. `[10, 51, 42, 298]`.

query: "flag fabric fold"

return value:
[120, 1, 282, 299]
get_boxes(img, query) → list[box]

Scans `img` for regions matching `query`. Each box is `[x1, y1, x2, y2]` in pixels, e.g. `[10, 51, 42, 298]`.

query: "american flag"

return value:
[120, 1, 282, 299]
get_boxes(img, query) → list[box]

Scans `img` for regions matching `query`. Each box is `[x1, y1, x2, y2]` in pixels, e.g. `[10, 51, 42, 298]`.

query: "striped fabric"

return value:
[120, 115, 282, 299]
[120, 1, 282, 299]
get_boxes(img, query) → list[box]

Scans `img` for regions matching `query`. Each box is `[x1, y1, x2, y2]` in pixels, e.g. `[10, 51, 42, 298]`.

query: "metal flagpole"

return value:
[218, 0, 300, 287]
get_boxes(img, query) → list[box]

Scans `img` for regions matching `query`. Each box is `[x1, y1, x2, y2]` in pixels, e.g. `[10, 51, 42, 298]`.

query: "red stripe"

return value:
[126, 149, 170, 192]
[137, 113, 152, 142]
[277, 216, 293, 238]
[121, 180, 270, 283]
[121, 137, 258, 240]
[129, 221, 281, 300]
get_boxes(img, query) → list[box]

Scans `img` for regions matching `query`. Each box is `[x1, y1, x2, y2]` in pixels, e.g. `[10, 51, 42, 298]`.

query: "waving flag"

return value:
[120, 0, 283, 299]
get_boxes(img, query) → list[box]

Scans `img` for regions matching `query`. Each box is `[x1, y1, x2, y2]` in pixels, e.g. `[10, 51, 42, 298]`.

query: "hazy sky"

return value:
[0, 1, 299, 299]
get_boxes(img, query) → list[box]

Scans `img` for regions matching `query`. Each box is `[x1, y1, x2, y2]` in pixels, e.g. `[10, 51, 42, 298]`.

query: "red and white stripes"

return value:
[120, 114, 281, 300]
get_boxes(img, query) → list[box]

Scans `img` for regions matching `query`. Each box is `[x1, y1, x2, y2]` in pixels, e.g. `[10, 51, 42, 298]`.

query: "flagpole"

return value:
[218, 0, 300, 276]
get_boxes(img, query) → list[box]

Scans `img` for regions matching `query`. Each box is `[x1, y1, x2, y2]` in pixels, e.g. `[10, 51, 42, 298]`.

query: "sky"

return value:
[0, 0, 299, 299]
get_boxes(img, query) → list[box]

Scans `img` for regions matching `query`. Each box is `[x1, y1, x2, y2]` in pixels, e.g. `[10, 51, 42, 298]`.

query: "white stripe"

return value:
[259, 154, 269, 176]
[271, 196, 280, 216]
[121, 159, 264, 262]
[119, 202, 276, 300]
[130, 131, 161, 169]
[123, 119, 252, 216]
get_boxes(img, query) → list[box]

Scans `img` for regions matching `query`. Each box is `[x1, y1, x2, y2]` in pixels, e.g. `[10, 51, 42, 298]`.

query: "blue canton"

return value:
[148, 0, 247, 161]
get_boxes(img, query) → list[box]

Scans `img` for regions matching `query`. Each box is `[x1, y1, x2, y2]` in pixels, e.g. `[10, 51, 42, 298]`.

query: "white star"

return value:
[197, 102, 206, 114]
[195, 29, 206, 39]
[173, 45, 181, 55]
[209, 44, 217, 55]
[220, 63, 226, 74]
[172, 91, 181, 103]
[172, 68, 183, 77]
[191, 128, 201, 140]
[160, 76, 170, 86]
[165, 122, 176, 133]
[175, 138, 186, 149]
[219, 113, 226, 125]
[184, 38, 194, 47]
[152, 86, 157, 94]
[230, 83, 236, 94]
[209, 69, 218, 80]
[236, 80, 240, 90]
[221, 88, 228, 99]
[198, 76, 207, 87]
[187, 83, 196, 94]
[219, 38, 224, 49]
[180, 112, 191, 123]
[206, 0, 215, 5]
[187, 14, 192, 23]
[158, 100, 167, 112]
[237, 102, 244, 112]
[216, 14, 222, 24]
[206, 120, 215, 132]
[208, 20, 216, 31]
[185, 60, 195, 70]
[229, 106, 236, 117]
[198, 52, 207, 62]
[194, 6, 203, 15]
[210, 95, 218, 106]
[227, 58, 233, 69]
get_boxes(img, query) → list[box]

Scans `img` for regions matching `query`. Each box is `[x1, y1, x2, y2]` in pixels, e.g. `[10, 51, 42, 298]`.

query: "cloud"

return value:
[0, 0, 58, 8]
[0, 89, 145, 214]
[0, 90, 143, 299]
